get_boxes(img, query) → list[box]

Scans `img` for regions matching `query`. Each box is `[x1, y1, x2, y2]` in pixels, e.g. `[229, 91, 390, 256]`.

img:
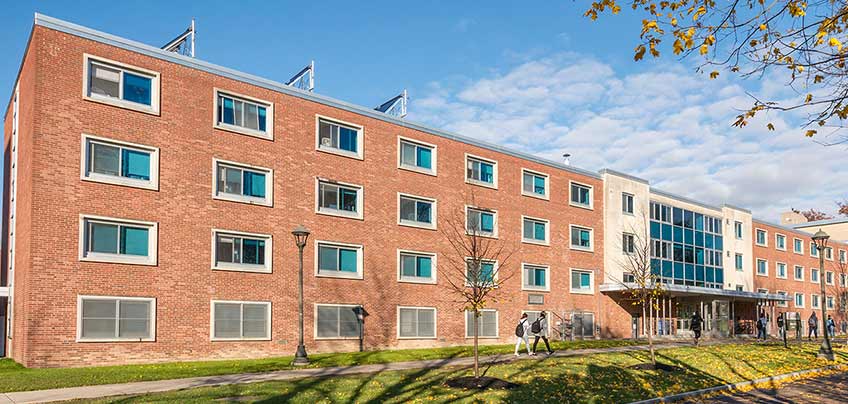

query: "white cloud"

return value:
[409, 54, 848, 221]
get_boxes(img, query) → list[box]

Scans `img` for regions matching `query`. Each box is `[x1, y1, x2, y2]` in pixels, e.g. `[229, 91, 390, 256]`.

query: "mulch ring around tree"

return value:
[627, 362, 684, 372]
[445, 376, 520, 390]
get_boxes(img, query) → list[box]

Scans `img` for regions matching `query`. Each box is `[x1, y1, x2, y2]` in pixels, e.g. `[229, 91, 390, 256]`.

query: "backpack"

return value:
[515, 320, 525, 337]
[531, 319, 542, 334]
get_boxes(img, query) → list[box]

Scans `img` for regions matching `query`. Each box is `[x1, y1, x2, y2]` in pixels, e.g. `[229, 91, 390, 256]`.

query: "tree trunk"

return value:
[642, 304, 646, 337]
[473, 309, 480, 379]
[648, 296, 656, 365]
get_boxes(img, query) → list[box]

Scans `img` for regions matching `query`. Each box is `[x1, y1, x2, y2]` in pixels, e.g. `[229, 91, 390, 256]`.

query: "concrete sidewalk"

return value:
[0, 340, 712, 403]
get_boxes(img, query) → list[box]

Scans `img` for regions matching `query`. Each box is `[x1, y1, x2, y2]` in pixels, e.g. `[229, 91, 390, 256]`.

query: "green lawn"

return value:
[0, 339, 640, 393]
[78, 343, 848, 403]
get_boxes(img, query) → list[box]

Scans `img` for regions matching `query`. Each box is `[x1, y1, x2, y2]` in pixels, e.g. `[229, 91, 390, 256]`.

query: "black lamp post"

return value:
[292, 225, 311, 366]
[812, 229, 835, 360]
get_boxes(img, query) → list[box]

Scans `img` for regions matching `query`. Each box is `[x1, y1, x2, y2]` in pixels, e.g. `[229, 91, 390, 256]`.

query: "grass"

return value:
[77, 342, 848, 403]
[0, 338, 640, 393]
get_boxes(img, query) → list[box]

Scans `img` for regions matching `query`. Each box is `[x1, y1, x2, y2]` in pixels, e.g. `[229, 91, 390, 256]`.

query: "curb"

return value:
[629, 364, 848, 403]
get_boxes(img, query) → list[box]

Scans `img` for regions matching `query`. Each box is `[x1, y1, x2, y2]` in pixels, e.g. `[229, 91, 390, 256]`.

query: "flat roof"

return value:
[600, 283, 789, 302]
[793, 217, 848, 228]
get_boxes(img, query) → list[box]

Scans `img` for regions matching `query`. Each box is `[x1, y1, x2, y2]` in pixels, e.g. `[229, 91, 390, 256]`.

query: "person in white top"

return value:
[514, 313, 533, 356]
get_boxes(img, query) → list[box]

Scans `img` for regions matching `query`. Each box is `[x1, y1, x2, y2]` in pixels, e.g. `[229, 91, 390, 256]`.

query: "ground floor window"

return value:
[316, 304, 361, 339]
[78, 296, 155, 341]
[465, 309, 498, 338]
[211, 301, 271, 341]
[398, 307, 436, 339]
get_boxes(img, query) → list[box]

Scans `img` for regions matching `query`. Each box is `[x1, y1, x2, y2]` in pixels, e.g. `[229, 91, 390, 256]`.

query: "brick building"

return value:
[2, 15, 846, 367]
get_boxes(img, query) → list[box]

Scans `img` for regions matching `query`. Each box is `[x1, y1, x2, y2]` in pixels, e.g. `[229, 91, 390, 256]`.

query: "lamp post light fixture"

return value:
[812, 229, 835, 361]
[291, 225, 311, 366]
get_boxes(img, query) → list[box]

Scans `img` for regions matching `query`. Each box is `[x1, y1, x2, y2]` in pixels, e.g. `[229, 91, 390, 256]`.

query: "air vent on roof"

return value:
[375, 90, 408, 118]
[286, 61, 315, 92]
[161, 19, 195, 58]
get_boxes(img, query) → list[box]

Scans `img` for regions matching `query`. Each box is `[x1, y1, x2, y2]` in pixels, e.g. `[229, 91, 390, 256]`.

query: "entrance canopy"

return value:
[600, 283, 789, 303]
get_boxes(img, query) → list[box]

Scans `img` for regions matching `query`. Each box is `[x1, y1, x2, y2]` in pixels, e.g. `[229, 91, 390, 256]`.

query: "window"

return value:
[465, 309, 498, 338]
[522, 169, 549, 199]
[795, 293, 805, 308]
[398, 306, 436, 339]
[522, 216, 549, 245]
[465, 155, 497, 187]
[736, 285, 744, 291]
[213, 159, 273, 206]
[317, 179, 363, 219]
[81, 135, 159, 190]
[215, 90, 273, 138]
[622, 193, 634, 214]
[316, 304, 361, 339]
[842, 273, 847, 287]
[212, 230, 272, 273]
[777, 291, 788, 307]
[776, 262, 787, 279]
[316, 241, 363, 279]
[757, 288, 768, 294]
[522, 264, 549, 292]
[811, 242, 819, 257]
[84, 55, 159, 114]
[569, 182, 593, 209]
[827, 296, 835, 309]
[735, 254, 744, 271]
[755, 229, 767, 246]
[398, 194, 435, 229]
[79, 215, 157, 265]
[623, 272, 636, 283]
[825, 247, 834, 260]
[466, 207, 497, 237]
[570, 225, 593, 251]
[794, 238, 804, 254]
[570, 269, 594, 294]
[811, 268, 820, 283]
[812, 294, 821, 309]
[756, 259, 768, 276]
[466, 259, 496, 286]
[398, 250, 436, 284]
[398, 137, 435, 175]
[734, 221, 743, 239]
[794, 265, 804, 281]
[77, 296, 155, 342]
[211, 301, 271, 341]
[317, 116, 363, 158]
[840, 249, 847, 263]
[775, 234, 786, 250]
[623, 233, 635, 254]
[826, 271, 834, 285]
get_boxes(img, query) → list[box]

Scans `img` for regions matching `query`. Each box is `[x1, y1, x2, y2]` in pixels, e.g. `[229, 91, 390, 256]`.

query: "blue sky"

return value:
[2, 1, 846, 222]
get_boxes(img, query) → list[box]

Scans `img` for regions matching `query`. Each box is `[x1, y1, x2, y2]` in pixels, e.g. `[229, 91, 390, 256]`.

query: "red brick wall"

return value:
[8, 26, 608, 367]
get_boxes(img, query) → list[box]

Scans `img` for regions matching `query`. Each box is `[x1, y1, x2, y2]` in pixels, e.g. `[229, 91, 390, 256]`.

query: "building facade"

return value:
[2, 15, 846, 367]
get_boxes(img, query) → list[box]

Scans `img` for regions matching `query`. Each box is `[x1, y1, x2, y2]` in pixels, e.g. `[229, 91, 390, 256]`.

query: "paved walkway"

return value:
[701, 370, 848, 403]
[0, 341, 706, 403]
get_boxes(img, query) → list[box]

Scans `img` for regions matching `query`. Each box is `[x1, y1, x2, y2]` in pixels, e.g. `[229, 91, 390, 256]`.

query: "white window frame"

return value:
[826, 270, 835, 285]
[569, 224, 594, 252]
[622, 192, 635, 215]
[812, 294, 821, 309]
[735, 253, 744, 271]
[623, 233, 636, 255]
[212, 158, 273, 207]
[521, 215, 550, 246]
[521, 168, 549, 200]
[211, 229, 273, 273]
[840, 249, 847, 264]
[315, 114, 364, 160]
[825, 247, 834, 261]
[396, 306, 438, 340]
[794, 265, 805, 281]
[568, 181, 594, 210]
[80, 134, 160, 191]
[794, 238, 804, 254]
[776, 291, 788, 308]
[734, 221, 743, 239]
[210, 300, 272, 341]
[82, 54, 160, 115]
[464, 153, 498, 189]
[465, 206, 498, 238]
[570, 268, 595, 295]
[811, 242, 819, 258]
[397, 249, 437, 284]
[755, 229, 768, 247]
[521, 263, 550, 292]
[315, 240, 364, 280]
[397, 193, 437, 230]
[314, 303, 362, 340]
[757, 288, 769, 294]
[78, 214, 158, 266]
[315, 178, 364, 220]
[397, 136, 437, 176]
[775, 233, 787, 251]
[755, 258, 768, 277]
[795, 293, 805, 308]
[76, 295, 156, 342]
[464, 258, 499, 287]
[827, 296, 835, 309]
[811, 268, 820, 283]
[464, 309, 499, 339]
[776, 262, 788, 279]
[213, 88, 274, 140]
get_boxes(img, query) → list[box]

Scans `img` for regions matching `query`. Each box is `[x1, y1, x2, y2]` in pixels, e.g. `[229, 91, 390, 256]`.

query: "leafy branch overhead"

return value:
[586, 0, 848, 142]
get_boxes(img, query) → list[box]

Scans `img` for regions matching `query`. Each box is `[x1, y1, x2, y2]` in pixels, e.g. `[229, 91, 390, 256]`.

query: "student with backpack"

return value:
[809, 312, 819, 340]
[756, 314, 767, 341]
[690, 312, 703, 346]
[531, 311, 555, 356]
[514, 313, 532, 356]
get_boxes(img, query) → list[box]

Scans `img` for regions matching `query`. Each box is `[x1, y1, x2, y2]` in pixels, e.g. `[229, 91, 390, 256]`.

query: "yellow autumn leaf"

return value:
[709, 71, 719, 79]
[767, 123, 775, 131]
[759, 24, 767, 31]
[814, 75, 824, 83]
[806, 129, 817, 137]
[829, 37, 843, 51]
[805, 93, 813, 103]
[700, 44, 709, 55]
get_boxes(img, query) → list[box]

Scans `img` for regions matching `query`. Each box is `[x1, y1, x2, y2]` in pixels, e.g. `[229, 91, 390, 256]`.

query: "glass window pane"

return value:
[523, 220, 533, 239]
[534, 176, 545, 194]
[418, 309, 435, 337]
[223, 167, 242, 195]
[122, 72, 152, 105]
[90, 222, 119, 254]
[339, 249, 358, 272]
[417, 256, 432, 278]
[523, 173, 534, 193]
[257, 106, 267, 132]
[319, 183, 338, 210]
[244, 103, 259, 130]
[90, 64, 120, 98]
[221, 97, 235, 125]
[242, 238, 264, 265]
[81, 299, 117, 339]
[339, 307, 360, 337]
[318, 121, 334, 148]
[243, 171, 266, 198]
[118, 301, 150, 338]
[480, 213, 494, 233]
[534, 222, 545, 240]
[214, 303, 241, 339]
[401, 142, 416, 166]
[340, 188, 358, 212]
[316, 306, 339, 338]
[216, 236, 235, 264]
[400, 198, 416, 221]
[401, 254, 417, 277]
[416, 147, 432, 169]
[480, 163, 493, 183]
[318, 246, 338, 271]
[481, 311, 498, 337]
[242, 304, 267, 338]
[121, 149, 150, 180]
[233, 100, 244, 127]
[119, 226, 149, 256]
[339, 126, 358, 152]
[416, 201, 431, 223]
[91, 143, 120, 176]
[399, 308, 416, 337]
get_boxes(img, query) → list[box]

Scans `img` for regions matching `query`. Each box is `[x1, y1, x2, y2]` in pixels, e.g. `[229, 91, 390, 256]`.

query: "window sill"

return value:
[316, 271, 363, 280]
[399, 221, 437, 231]
[211, 337, 271, 342]
[84, 94, 159, 116]
[399, 164, 437, 177]
[521, 191, 549, 201]
[398, 277, 437, 285]
[213, 193, 273, 207]
[77, 337, 155, 343]
[570, 246, 594, 253]
[398, 336, 438, 340]
[522, 239, 549, 246]
[570, 289, 594, 295]
[776, 248, 787, 252]
[521, 287, 550, 293]
[317, 146, 363, 161]
[212, 265, 272, 274]
[755, 243, 768, 247]
[80, 254, 156, 266]
[316, 209, 364, 221]
[755, 273, 769, 277]
[465, 179, 497, 190]
[794, 278, 804, 282]
[315, 336, 361, 341]
[82, 174, 158, 191]
[568, 202, 594, 211]
[465, 231, 498, 239]
[464, 336, 499, 339]
[214, 123, 273, 140]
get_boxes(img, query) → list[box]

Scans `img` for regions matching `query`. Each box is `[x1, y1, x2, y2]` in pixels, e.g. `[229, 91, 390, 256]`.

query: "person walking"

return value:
[808, 312, 819, 341]
[514, 313, 532, 356]
[826, 315, 835, 338]
[756, 314, 767, 341]
[777, 313, 787, 348]
[691, 312, 703, 346]
[531, 311, 555, 356]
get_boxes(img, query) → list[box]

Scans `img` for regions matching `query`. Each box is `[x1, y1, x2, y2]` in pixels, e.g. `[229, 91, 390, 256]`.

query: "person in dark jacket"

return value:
[756, 314, 767, 341]
[826, 315, 836, 338]
[809, 312, 819, 340]
[691, 312, 703, 346]
[531, 311, 555, 356]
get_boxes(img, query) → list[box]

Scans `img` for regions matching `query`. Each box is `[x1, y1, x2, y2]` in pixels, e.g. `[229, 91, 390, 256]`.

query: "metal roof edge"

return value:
[33, 13, 602, 180]
[722, 204, 752, 214]
[598, 168, 650, 184]
[650, 188, 723, 212]
[792, 217, 848, 228]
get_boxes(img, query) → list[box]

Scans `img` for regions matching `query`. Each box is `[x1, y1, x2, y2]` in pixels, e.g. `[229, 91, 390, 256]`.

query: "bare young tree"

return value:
[829, 252, 848, 339]
[440, 193, 516, 379]
[612, 212, 664, 366]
